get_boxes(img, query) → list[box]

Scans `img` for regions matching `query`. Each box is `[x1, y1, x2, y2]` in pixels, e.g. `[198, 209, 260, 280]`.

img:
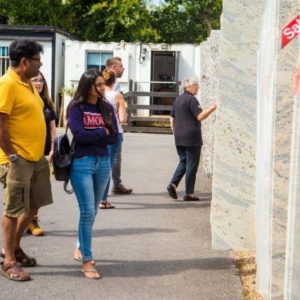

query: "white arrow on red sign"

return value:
[282, 15, 300, 49]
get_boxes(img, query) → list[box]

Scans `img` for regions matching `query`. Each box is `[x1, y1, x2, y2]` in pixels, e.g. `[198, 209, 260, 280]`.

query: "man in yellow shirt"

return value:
[0, 40, 53, 281]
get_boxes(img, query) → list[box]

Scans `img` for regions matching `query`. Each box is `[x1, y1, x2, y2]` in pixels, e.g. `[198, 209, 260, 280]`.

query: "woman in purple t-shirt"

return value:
[67, 69, 118, 279]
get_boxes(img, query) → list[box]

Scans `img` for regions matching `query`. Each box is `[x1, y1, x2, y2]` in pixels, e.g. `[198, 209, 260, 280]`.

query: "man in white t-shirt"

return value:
[106, 57, 132, 194]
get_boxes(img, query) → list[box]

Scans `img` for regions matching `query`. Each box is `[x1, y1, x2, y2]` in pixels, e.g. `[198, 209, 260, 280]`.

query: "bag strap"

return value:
[64, 180, 73, 194]
[65, 123, 69, 135]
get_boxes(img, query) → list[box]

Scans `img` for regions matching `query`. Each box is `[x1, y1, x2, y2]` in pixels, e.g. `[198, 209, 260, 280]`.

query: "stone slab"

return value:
[200, 31, 220, 178]
[270, 2, 299, 298]
[211, 0, 265, 251]
[256, 1, 299, 298]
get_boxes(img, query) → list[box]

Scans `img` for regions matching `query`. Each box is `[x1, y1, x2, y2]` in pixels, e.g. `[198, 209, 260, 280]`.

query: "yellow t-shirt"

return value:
[0, 68, 46, 163]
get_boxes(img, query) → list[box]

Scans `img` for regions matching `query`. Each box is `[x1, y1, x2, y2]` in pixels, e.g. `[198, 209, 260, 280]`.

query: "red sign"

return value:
[282, 15, 300, 48]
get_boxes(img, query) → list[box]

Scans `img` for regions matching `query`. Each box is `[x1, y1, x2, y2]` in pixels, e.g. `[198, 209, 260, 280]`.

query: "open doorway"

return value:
[151, 51, 179, 115]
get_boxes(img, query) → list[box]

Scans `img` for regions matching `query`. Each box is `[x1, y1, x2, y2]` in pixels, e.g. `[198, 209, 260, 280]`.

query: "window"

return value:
[0, 47, 9, 76]
[86, 52, 113, 71]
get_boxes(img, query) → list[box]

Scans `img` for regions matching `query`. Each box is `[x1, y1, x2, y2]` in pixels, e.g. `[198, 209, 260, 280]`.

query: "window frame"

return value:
[85, 50, 113, 72]
[0, 46, 10, 76]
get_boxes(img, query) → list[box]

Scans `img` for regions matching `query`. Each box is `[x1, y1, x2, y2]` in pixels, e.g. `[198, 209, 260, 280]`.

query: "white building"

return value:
[64, 40, 202, 116]
[0, 26, 204, 120]
[0, 25, 75, 113]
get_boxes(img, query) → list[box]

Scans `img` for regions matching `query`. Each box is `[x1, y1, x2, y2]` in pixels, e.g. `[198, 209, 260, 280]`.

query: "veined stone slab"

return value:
[200, 30, 220, 177]
[256, 0, 299, 298]
[284, 65, 300, 300]
[271, 2, 299, 298]
[256, 0, 278, 296]
[211, 0, 265, 250]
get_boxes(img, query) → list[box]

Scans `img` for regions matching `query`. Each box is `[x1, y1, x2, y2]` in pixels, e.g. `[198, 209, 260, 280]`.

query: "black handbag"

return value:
[52, 126, 75, 194]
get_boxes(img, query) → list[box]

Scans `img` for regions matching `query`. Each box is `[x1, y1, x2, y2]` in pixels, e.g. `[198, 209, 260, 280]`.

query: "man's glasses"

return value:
[28, 57, 42, 64]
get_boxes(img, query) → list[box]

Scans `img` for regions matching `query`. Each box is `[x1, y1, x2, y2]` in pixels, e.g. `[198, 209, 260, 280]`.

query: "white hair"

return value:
[181, 76, 199, 90]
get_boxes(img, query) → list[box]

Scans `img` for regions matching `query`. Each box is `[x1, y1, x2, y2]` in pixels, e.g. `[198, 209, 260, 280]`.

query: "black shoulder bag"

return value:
[52, 125, 75, 194]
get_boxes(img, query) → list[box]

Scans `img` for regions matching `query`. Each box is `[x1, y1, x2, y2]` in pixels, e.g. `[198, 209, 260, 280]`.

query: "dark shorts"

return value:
[0, 156, 53, 218]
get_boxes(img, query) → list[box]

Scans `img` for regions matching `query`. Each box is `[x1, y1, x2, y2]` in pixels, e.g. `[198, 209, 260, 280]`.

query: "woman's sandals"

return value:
[74, 248, 95, 265]
[99, 202, 115, 209]
[80, 267, 101, 280]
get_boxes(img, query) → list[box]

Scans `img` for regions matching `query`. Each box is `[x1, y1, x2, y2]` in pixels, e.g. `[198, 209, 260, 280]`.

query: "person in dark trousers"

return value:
[106, 57, 132, 194]
[167, 76, 217, 201]
[27, 71, 57, 236]
[99, 69, 127, 209]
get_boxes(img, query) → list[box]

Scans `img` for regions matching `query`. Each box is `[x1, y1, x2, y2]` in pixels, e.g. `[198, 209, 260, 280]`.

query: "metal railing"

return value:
[123, 79, 179, 133]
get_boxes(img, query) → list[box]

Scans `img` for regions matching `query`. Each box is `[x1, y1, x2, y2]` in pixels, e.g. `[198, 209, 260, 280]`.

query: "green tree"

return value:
[0, 0, 67, 27]
[0, 0, 222, 43]
[150, 0, 222, 43]
[64, 0, 159, 42]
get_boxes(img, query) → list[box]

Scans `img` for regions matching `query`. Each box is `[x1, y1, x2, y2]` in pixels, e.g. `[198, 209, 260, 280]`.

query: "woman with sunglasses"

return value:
[67, 69, 118, 279]
[27, 72, 56, 236]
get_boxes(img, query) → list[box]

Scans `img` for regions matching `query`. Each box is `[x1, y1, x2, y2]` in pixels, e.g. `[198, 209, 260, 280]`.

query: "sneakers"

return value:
[112, 184, 132, 194]
[27, 216, 44, 236]
[167, 184, 177, 199]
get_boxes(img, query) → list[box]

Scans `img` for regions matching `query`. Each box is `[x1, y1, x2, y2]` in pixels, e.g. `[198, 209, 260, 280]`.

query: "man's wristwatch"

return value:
[8, 153, 18, 162]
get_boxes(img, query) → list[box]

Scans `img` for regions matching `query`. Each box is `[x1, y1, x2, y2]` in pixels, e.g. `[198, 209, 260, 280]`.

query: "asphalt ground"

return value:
[0, 132, 242, 300]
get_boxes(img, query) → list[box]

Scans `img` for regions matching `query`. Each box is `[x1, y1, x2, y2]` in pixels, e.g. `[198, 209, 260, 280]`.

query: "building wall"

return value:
[64, 40, 202, 114]
[54, 33, 67, 103]
[0, 39, 53, 97]
[39, 41, 52, 98]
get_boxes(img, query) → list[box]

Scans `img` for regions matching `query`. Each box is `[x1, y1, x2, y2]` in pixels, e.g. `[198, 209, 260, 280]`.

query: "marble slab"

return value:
[211, 0, 265, 251]
[255, 0, 299, 298]
[210, 0, 299, 297]
[270, 2, 299, 298]
[200, 31, 220, 178]
[255, 0, 278, 296]
[284, 67, 300, 300]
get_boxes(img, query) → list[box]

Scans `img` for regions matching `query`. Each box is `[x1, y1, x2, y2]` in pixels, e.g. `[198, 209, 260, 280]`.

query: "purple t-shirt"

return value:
[68, 102, 118, 158]
[171, 92, 203, 147]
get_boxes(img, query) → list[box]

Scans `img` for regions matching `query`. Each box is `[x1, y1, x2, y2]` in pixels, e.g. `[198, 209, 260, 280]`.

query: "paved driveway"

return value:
[0, 132, 242, 300]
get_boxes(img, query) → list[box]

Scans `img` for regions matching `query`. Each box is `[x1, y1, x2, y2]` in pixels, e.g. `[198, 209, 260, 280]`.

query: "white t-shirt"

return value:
[113, 80, 122, 93]
[105, 90, 123, 133]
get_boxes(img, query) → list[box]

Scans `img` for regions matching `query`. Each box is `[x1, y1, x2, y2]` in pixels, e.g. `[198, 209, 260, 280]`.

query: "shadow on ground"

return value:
[31, 256, 235, 278]
[45, 227, 177, 238]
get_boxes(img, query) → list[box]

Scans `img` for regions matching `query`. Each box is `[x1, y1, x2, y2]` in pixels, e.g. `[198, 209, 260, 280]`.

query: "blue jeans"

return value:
[102, 133, 123, 201]
[70, 155, 110, 262]
[170, 146, 201, 194]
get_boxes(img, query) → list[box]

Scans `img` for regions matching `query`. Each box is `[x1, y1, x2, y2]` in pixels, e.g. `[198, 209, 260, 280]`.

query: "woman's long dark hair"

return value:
[38, 71, 55, 112]
[67, 69, 115, 133]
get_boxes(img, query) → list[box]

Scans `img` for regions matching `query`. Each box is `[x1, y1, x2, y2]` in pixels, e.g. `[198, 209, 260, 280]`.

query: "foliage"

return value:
[64, 0, 159, 42]
[150, 0, 223, 43]
[0, 0, 222, 43]
[61, 83, 77, 98]
[0, 0, 68, 27]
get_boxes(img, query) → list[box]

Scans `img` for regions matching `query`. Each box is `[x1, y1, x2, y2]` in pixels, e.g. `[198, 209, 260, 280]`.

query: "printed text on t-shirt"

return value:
[83, 112, 105, 129]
